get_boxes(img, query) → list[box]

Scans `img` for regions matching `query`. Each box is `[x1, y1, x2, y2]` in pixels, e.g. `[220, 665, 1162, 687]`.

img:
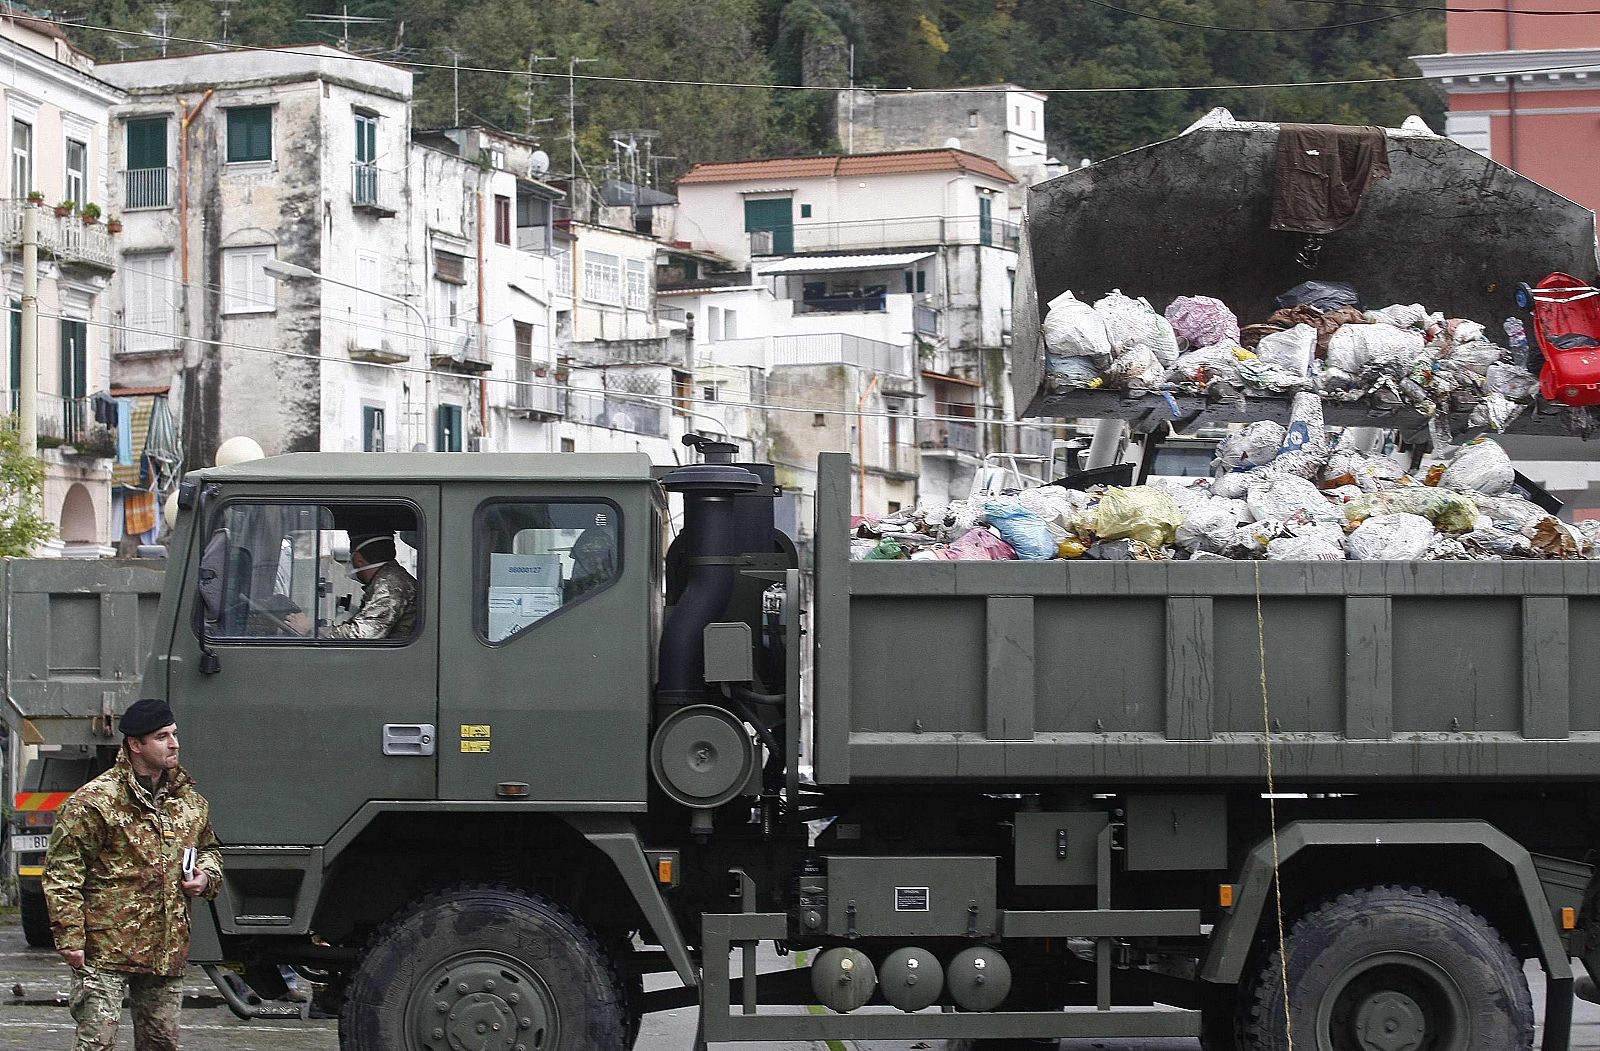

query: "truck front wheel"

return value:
[1243, 884, 1533, 1051]
[338, 885, 630, 1051]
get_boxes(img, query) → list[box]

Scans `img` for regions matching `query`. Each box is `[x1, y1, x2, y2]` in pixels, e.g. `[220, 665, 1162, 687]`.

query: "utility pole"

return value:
[19, 202, 37, 456]
[568, 56, 598, 181]
[847, 44, 855, 156]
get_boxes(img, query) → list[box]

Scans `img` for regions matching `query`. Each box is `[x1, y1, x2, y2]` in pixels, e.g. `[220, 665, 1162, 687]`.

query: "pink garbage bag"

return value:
[934, 528, 1018, 561]
[1165, 296, 1241, 350]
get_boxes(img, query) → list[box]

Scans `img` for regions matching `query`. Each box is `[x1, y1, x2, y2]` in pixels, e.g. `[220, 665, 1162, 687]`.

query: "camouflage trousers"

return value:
[68, 966, 184, 1051]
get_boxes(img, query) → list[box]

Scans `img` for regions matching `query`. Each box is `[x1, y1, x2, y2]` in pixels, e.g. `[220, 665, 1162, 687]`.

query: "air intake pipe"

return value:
[657, 437, 761, 702]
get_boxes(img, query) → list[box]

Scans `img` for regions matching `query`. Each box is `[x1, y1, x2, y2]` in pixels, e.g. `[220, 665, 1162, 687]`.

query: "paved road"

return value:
[1, 912, 1597, 1049]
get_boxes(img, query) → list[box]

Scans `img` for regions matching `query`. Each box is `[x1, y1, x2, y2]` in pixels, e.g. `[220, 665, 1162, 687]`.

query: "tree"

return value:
[0, 419, 54, 557]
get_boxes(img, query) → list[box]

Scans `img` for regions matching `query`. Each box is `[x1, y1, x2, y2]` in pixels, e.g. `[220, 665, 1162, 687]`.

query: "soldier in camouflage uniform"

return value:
[286, 533, 417, 640]
[43, 698, 223, 1051]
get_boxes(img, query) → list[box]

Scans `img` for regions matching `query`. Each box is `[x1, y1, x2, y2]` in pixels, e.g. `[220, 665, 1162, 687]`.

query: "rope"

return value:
[1254, 561, 1294, 1048]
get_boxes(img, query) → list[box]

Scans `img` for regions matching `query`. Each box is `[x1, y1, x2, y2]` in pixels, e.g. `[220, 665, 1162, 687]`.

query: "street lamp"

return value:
[263, 257, 437, 451]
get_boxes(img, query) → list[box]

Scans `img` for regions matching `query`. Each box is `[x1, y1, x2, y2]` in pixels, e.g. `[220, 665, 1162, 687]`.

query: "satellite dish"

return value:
[943, 137, 961, 149]
[529, 149, 550, 177]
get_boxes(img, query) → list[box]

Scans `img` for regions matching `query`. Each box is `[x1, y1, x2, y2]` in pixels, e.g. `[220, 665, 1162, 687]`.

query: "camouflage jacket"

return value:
[42, 752, 223, 976]
[327, 562, 417, 640]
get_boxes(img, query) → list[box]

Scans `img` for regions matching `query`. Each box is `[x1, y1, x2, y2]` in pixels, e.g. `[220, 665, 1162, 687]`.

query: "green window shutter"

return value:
[227, 107, 272, 163]
[437, 404, 462, 452]
[126, 118, 167, 169]
[8, 300, 19, 400]
[742, 198, 793, 254]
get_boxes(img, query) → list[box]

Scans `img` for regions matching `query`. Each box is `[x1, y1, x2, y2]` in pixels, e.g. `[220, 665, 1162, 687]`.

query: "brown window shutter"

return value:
[435, 250, 466, 285]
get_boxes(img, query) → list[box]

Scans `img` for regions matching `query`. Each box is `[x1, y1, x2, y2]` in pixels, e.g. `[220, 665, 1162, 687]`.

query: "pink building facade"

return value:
[1413, 1, 1600, 211]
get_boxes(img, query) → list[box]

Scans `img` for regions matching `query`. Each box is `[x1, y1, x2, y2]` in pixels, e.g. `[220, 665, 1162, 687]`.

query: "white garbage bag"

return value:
[1326, 324, 1424, 373]
[1347, 513, 1436, 560]
[1439, 436, 1514, 496]
[1253, 324, 1316, 377]
[1094, 290, 1180, 367]
[1042, 291, 1112, 362]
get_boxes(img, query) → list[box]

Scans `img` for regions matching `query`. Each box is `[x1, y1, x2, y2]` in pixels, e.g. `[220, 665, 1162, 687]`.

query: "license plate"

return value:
[11, 834, 49, 854]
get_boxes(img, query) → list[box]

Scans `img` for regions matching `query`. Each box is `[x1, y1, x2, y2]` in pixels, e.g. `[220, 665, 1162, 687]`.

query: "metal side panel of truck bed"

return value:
[0, 557, 167, 746]
[810, 452, 1600, 786]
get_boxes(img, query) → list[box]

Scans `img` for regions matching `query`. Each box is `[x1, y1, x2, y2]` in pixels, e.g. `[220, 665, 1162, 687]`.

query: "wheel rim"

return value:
[1315, 951, 1470, 1051]
[405, 951, 559, 1051]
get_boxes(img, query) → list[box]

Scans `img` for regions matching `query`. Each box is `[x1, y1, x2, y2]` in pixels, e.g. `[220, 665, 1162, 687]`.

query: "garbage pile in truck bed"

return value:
[852, 397, 1600, 562]
[1044, 281, 1540, 435]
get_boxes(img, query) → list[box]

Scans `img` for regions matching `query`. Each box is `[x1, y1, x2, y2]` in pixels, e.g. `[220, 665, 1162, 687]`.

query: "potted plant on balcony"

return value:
[79, 203, 101, 225]
[105, 215, 121, 235]
[53, 200, 74, 218]
[25, 190, 43, 205]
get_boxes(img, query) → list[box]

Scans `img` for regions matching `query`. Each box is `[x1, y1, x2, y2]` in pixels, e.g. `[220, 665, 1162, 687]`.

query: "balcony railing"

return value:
[799, 290, 885, 314]
[123, 167, 172, 210]
[351, 163, 398, 217]
[7, 392, 111, 452]
[917, 416, 979, 454]
[769, 333, 909, 378]
[0, 201, 115, 270]
[510, 361, 566, 418]
[749, 215, 1021, 256]
[566, 388, 667, 437]
[573, 331, 690, 369]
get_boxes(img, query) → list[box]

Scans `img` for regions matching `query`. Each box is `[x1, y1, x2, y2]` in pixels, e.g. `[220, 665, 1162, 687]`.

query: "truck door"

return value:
[172, 487, 440, 844]
[436, 483, 650, 804]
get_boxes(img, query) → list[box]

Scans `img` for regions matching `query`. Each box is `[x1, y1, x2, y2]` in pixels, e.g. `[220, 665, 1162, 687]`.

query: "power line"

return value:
[1080, 0, 1418, 32]
[27, 11, 1600, 96]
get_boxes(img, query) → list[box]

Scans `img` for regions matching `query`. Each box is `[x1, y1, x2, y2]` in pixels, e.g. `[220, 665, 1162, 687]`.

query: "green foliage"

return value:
[0, 418, 54, 557]
[66, 0, 1447, 173]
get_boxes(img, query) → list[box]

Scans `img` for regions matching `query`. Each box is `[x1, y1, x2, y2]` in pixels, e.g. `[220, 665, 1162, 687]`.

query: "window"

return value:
[489, 147, 506, 170]
[475, 500, 621, 643]
[64, 138, 86, 207]
[226, 106, 273, 163]
[438, 281, 460, 330]
[123, 252, 176, 352]
[702, 385, 718, 402]
[222, 246, 275, 315]
[560, 438, 576, 453]
[722, 309, 737, 340]
[124, 117, 169, 208]
[625, 258, 648, 310]
[800, 203, 812, 218]
[197, 502, 421, 642]
[968, 110, 979, 129]
[494, 195, 511, 246]
[437, 404, 463, 452]
[555, 250, 572, 296]
[813, 412, 826, 427]
[1030, 109, 1037, 131]
[1013, 105, 1021, 125]
[362, 405, 386, 452]
[354, 111, 377, 165]
[60, 319, 87, 441]
[11, 119, 30, 198]
[917, 270, 927, 293]
[583, 251, 622, 306]
[356, 252, 382, 348]
[705, 305, 720, 342]
[434, 249, 466, 285]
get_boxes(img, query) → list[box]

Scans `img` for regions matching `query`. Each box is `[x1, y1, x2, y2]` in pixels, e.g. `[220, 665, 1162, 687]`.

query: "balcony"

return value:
[769, 333, 909, 379]
[351, 163, 399, 217]
[749, 215, 1020, 256]
[510, 361, 566, 419]
[914, 304, 941, 338]
[799, 288, 885, 314]
[0, 201, 115, 271]
[7, 392, 113, 454]
[123, 167, 172, 210]
[573, 331, 690, 369]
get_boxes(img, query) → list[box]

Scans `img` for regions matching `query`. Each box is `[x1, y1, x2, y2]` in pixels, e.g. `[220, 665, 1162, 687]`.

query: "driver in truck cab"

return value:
[286, 533, 417, 640]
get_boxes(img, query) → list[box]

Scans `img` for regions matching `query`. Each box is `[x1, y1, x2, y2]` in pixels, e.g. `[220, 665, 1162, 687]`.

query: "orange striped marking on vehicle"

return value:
[14, 792, 70, 812]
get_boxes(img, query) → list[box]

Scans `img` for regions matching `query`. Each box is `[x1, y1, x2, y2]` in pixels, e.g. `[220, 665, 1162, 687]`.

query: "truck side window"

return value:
[476, 500, 620, 644]
[199, 502, 422, 643]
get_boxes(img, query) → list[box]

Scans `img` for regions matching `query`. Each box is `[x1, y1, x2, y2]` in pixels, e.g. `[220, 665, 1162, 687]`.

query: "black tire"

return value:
[339, 885, 629, 1051]
[19, 881, 53, 948]
[1200, 982, 1244, 1051]
[1243, 884, 1533, 1051]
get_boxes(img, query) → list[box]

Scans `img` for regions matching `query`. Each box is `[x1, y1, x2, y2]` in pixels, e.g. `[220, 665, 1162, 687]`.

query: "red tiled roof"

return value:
[677, 148, 1016, 186]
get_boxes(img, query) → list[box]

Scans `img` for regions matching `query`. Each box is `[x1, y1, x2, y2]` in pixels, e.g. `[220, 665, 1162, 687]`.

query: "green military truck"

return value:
[1, 557, 166, 947]
[33, 117, 1600, 1051]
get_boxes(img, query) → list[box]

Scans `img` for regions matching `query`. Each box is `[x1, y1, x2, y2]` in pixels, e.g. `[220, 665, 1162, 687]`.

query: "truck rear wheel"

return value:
[19, 881, 53, 948]
[338, 885, 629, 1051]
[1243, 884, 1533, 1051]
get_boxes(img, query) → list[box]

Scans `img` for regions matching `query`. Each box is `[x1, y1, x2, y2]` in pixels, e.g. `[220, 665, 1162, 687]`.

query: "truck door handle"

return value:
[382, 723, 435, 756]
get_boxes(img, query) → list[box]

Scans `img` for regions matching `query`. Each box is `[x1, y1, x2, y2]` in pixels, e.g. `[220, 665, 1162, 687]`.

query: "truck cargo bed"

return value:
[811, 453, 1600, 786]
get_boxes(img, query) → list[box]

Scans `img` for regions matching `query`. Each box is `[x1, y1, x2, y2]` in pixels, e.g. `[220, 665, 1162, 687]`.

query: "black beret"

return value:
[120, 698, 175, 738]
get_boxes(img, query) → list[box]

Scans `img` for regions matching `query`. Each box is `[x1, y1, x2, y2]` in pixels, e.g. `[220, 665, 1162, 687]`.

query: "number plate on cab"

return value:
[11, 834, 49, 853]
